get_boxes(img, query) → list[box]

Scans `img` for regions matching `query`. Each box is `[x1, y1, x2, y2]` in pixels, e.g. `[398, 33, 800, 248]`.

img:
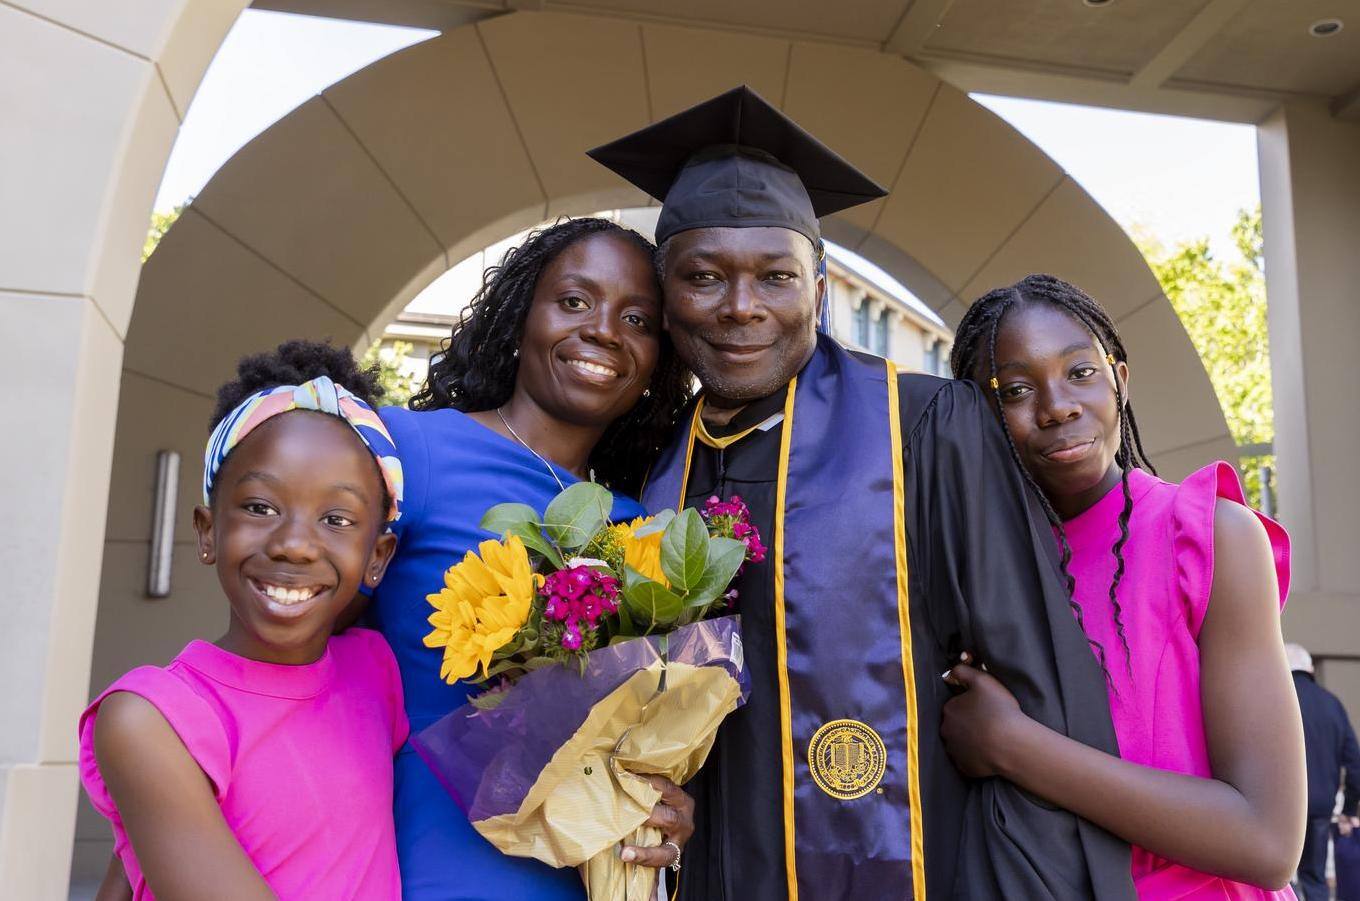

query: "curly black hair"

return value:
[410, 217, 692, 495]
[949, 274, 1158, 681]
[209, 338, 390, 513]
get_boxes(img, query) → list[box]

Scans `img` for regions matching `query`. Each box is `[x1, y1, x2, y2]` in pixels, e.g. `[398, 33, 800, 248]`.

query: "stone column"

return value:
[1258, 100, 1360, 706]
[0, 4, 243, 895]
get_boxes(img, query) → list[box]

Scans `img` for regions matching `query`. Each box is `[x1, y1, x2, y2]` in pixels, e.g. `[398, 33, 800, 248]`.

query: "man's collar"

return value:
[701, 384, 790, 439]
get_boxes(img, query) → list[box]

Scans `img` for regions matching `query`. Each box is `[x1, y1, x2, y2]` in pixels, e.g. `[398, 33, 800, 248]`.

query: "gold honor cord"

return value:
[677, 384, 802, 897]
[886, 361, 927, 899]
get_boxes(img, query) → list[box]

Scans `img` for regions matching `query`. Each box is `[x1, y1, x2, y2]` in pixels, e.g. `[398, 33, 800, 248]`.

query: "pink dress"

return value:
[79, 628, 408, 900]
[1064, 462, 1293, 899]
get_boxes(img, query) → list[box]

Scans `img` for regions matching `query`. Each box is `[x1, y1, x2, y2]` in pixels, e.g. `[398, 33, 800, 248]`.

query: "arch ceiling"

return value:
[126, 10, 1234, 501]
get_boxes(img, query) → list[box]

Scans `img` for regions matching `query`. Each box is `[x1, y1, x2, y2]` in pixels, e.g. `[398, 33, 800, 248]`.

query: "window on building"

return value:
[873, 309, 890, 357]
[853, 302, 871, 348]
[924, 337, 950, 377]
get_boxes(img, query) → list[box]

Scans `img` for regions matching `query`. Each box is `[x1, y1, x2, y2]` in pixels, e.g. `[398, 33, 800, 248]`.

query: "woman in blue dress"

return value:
[365, 218, 696, 899]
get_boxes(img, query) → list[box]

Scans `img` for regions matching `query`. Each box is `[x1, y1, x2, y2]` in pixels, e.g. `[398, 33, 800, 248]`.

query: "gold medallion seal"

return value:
[807, 719, 887, 800]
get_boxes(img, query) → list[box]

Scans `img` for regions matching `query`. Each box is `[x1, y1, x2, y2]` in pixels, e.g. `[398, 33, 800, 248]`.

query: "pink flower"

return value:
[701, 494, 766, 568]
[538, 565, 622, 650]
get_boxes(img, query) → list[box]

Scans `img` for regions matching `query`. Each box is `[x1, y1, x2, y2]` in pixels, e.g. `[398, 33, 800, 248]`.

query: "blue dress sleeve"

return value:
[609, 491, 648, 523]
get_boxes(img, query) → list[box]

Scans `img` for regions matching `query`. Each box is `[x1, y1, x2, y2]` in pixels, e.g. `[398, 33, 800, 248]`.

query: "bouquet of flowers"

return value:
[412, 482, 763, 900]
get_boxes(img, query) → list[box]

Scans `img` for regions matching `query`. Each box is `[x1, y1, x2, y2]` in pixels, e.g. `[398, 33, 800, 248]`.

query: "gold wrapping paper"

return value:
[473, 660, 744, 900]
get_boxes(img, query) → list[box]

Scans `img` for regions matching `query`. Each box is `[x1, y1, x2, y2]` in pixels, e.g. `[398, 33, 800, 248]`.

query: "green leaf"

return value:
[614, 600, 637, 637]
[469, 690, 510, 711]
[660, 508, 710, 591]
[505, 522, 563, 569]
[480, 502, 541, 538]
[622, 567, 685, 629]
[543, 482, 612, 551]
[685, 537, 747, 607]
[481, 658, 523, 679]
[632, 509, 675, 537]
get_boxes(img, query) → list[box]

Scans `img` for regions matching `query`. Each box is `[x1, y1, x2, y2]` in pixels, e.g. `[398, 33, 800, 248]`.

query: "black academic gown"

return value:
[670, 369, 1132, 901]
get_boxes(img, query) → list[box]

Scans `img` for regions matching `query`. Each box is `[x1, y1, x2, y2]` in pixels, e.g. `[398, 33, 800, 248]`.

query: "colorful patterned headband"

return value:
[203, 376, 404, 523]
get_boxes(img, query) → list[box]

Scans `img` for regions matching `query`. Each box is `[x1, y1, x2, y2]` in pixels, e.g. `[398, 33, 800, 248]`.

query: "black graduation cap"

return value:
[587, 85, 887, 245]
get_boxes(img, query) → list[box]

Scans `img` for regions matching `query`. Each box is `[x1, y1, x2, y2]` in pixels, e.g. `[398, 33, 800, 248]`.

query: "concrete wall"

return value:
[0, 2, 247, 897]
[1259, 100, 1360, 715]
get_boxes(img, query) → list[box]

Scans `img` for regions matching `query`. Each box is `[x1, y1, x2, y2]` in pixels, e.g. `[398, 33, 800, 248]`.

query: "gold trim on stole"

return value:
[674, 403, 701, 512]
[671, 387, 801, 897]
[675, 377, 924, 898]
[772, 379, 800, 899]
[886, 362, 927, 900]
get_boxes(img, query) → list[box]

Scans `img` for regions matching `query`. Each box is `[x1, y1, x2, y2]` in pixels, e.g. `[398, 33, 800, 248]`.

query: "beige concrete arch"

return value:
[125, 10, 1233, 470]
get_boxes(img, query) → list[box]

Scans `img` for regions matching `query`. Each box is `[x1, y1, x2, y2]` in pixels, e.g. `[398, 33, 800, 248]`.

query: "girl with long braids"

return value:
[362, 218, 696, 899]
[940, 273, 1305, 897]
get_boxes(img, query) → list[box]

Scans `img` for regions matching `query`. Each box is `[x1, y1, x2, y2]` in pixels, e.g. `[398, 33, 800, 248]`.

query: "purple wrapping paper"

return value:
[411, 615, 748, 823]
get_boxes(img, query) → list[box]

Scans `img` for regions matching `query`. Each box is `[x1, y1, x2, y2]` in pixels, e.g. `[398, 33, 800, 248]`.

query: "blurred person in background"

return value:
[1288, 643, 1360, 900]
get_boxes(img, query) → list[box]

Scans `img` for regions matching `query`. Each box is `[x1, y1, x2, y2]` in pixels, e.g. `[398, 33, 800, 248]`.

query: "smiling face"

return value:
[194, 411, 396, 664]
[512, 232, 662, 427]
[660, 226, 823, 407]
[986, 302, 1129, 519]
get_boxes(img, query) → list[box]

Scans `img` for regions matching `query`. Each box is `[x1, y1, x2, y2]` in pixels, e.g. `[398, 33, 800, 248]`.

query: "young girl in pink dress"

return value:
[80, 341, 407, 899]
[941, 274, 1306, 898]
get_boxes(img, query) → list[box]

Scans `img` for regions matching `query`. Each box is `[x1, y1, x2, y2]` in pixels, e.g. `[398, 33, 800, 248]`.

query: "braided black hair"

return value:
[949, 274, 1157, 679]
[410, 218, 692, 495]
[209, 338, 391, 514]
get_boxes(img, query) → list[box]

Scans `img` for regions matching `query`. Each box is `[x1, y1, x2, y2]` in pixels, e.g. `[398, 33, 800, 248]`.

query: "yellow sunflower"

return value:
[616, 516, 669, 587]
[423, 534, 540, 683]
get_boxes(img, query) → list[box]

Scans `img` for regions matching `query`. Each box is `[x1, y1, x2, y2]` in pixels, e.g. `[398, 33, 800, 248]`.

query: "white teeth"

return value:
[259, 583, 317, 605]
[569, 360, 618, 378]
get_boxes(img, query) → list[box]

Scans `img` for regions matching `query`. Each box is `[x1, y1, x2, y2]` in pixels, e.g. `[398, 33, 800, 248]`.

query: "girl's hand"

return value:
[619, 775, 695, 869]
[940, 660, 1030, 779]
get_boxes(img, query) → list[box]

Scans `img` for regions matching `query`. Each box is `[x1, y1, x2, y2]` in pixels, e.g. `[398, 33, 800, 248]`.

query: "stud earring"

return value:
[643, 388, 651, 398]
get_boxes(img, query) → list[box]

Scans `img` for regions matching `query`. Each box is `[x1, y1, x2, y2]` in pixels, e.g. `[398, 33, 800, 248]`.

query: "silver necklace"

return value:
[496, 407, 567, 492]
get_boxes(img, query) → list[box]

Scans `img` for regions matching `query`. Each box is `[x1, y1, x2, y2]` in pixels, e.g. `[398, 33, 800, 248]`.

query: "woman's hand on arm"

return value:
[94, 692, 277, 901]
[941, 501, 1306, 889]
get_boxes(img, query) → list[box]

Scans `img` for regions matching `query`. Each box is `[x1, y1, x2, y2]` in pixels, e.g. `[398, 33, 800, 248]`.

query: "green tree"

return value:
[362, 340, 422, 408]
[143, 206, 184, 261]
[1135, 205, 1272, 505]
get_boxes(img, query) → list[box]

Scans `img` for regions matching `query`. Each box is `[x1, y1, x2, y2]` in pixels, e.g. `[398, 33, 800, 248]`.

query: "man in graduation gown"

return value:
[588, 86, 1134, 900]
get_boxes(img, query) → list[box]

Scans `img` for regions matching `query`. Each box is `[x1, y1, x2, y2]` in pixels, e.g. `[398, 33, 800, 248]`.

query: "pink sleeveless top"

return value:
[78, 628, 408, 900]
[1063, 462, 1293, 899]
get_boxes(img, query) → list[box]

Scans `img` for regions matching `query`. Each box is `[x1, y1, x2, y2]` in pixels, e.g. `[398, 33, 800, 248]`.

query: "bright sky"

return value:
[157, 9, 1260, 312]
